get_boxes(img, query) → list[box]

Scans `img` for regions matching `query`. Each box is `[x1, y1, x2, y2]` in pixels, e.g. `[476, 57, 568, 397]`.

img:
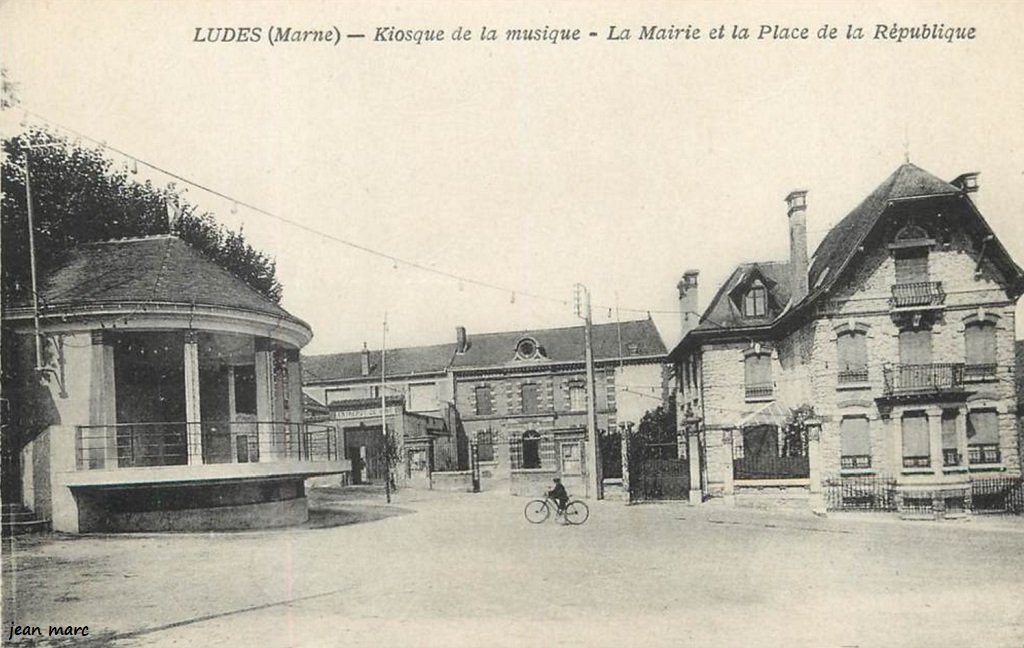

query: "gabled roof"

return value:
[449, 318, 666, 370]
[7, 235, 302, 325]
[304, 342, 457, 383]
[670, 163, 1024, 360]
[692, 261, 792, 333]
[805, 163, 961, 303]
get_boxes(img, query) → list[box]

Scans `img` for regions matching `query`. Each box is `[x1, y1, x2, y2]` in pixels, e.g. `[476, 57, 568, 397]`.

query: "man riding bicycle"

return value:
[547, 478, 569, 515]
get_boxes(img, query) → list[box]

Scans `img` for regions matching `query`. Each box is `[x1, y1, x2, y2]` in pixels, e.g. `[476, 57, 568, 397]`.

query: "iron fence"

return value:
[75, 421, 337, 470]
[971, 477, 1024, 513]
[823, 474, 898, 511]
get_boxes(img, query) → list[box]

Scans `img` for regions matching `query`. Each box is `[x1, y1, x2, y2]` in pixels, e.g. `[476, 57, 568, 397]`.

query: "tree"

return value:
[1, 128, 282, 305]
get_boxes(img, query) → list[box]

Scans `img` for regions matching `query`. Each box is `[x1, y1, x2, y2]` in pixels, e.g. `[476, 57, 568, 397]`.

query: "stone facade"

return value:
[672, 165, 1023, 512]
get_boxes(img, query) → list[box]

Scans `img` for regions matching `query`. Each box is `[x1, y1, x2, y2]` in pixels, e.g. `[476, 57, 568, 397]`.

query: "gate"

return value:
[628, 439, 689, 501]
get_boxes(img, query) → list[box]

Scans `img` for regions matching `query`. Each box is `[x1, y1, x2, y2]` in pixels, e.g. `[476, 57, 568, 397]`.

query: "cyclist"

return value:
[547, 478, 569, 516]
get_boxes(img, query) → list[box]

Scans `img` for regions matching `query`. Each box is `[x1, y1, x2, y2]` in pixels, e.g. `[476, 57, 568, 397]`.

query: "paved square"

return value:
[3, 487, 1024, 647]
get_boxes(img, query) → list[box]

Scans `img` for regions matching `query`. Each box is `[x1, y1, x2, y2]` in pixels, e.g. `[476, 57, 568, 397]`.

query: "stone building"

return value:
[303, 340, 461, 481]
[303, 319, 669, 497]
[670, 164, 1024, 514]
[1, 235, 346, 533]
[450, 319, 667, 498]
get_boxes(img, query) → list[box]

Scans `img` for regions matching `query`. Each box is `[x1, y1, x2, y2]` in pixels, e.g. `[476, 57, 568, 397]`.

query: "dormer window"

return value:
[743, 280, 768, 318]
[514, 337, 545, 361]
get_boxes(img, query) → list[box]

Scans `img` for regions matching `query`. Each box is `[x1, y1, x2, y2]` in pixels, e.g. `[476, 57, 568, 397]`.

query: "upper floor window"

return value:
[474, 385, 493, 416]
[967, 409, 1001, 465]
[407, 382, 438, 411]
[744, 351, 773, 400]
[521, 383, 539, 414]
[964, 322, 997, 381]
[743, 280, 768, 318]
[836, 330, 868, 383]
[568, 383, 586, 411]
[894, 248, 929, 284]
[898, 328, 932, 365]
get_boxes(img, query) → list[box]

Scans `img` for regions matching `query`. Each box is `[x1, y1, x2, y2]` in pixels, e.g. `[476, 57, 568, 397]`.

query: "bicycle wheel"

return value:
[524, 499, 551, 524]
[564, 500, 589, 525]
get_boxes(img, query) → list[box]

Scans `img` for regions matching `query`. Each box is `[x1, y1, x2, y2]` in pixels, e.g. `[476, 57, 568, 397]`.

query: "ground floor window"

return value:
[522, 430, 541, 469]
[839, 416, 871, 469]
[561, 441, 582, 475]
[967, 410, 1001, 465]
[475, 430, 495, 462]
[901, 412, 930, 468]
[941, 410, 960, 467]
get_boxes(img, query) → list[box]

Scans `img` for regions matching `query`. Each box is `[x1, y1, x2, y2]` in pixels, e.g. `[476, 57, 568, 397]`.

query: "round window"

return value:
[516, 338, 536, 358]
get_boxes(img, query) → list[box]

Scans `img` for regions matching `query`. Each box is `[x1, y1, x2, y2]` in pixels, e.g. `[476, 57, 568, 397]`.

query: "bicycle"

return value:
[523, 495, 590, 525]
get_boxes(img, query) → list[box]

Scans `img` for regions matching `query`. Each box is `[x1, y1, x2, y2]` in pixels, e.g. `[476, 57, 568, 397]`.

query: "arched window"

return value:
[836, 330, 868, 383]
[964, 321, 997, 381]
[522, 431, 541, 469]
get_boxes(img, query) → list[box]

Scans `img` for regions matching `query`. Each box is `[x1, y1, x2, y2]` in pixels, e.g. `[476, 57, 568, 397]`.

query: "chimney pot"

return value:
[456, 326, 469, 353]
[952, 172, 980, 193]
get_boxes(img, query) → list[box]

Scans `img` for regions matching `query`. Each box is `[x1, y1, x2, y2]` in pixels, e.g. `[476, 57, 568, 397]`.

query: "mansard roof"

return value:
[449, 318, 666, 371]
[304, 318, 667, 383]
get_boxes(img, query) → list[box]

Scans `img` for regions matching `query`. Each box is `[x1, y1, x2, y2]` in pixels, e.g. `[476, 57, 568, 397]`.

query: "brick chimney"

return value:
[455, 326, 469, 353]
[360, 342, 370, 376]
[677, 270, 700, 339]
[786, 190, 809, 302]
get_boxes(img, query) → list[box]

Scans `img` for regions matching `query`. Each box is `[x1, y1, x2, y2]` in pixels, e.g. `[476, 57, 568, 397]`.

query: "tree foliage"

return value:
[1, 128, 282, 305]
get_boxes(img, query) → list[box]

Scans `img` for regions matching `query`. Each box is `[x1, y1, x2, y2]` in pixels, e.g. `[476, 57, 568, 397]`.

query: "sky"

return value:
[1, 0, 1023, 355]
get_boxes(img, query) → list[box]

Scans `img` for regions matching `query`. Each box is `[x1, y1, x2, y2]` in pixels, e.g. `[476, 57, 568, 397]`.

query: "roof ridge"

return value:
[80, 234, 178, 246]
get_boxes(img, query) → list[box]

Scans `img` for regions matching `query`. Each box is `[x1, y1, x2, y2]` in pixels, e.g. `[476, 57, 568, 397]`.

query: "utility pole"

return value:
[380, 312, 391, 504]
[574, 283, 602, 500]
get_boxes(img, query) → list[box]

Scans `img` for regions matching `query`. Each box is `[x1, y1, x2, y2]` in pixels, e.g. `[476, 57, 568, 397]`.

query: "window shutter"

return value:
[899, 329, 932, 365]
[967, 410, 999, 445]
[895, 250, 929, 283]
[840, 417, 870, 456]
[901, 413, 930, 457]
[838, 332, 867, 371]
[965, 323, 997, 366]
[941, 411, 958, 450]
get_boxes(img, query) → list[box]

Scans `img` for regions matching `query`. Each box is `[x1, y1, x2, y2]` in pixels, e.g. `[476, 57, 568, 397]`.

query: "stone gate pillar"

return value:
[682, 406, 703, 505]
[806, 417, 825, 515]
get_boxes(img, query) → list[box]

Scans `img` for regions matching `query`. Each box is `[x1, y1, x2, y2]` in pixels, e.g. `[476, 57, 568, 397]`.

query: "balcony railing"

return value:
[837, 368, 869, 385]
[882, 363, 965, 397]
[744, 382, 774, 400]
[964, 363, 998, 382]
[75, 421, 337, 471]
[889, 281, 945, 309]
[943, 449, 961, 467]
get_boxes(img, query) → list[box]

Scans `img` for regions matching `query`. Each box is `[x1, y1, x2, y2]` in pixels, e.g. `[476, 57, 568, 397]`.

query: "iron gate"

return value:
[628, 439, 689, 500]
